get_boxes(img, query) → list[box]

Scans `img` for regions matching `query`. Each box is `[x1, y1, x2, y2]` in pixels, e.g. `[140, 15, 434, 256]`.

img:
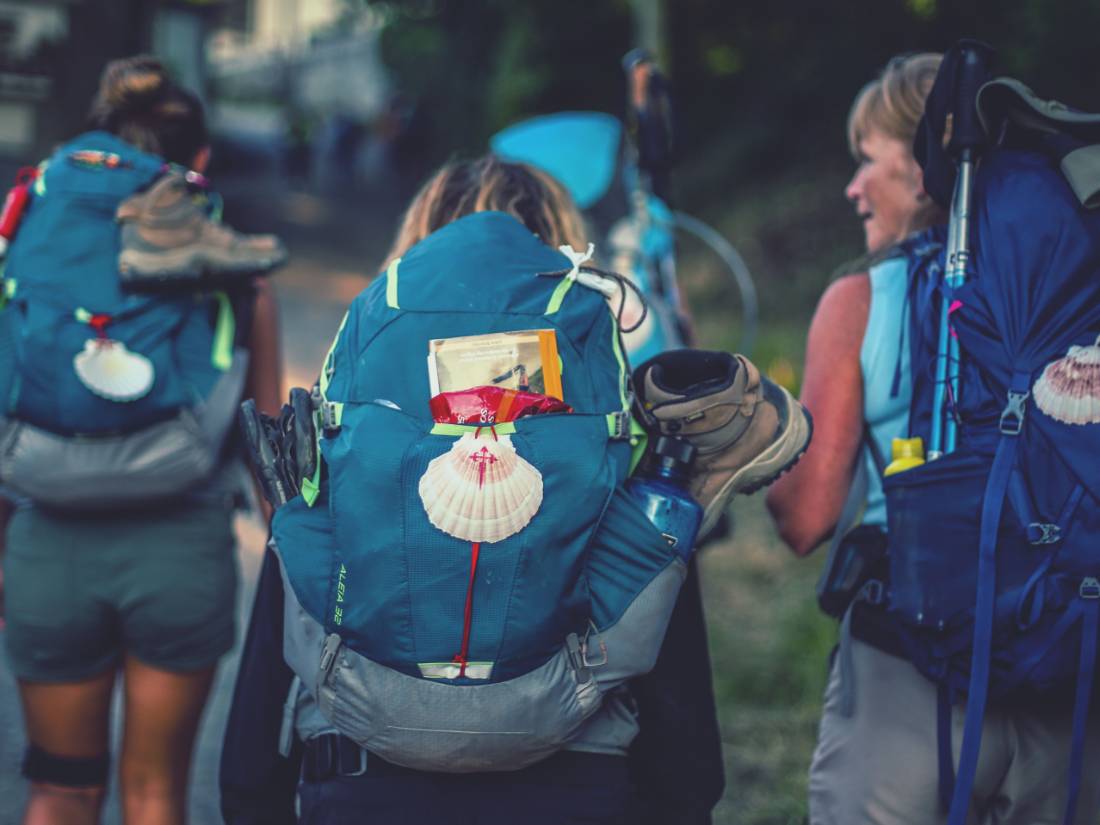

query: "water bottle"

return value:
[884, 436, 926, 477]
[626, 435, 703, 562]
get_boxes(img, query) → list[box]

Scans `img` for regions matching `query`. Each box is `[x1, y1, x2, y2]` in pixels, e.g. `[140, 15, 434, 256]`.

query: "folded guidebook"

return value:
[427, 329, 564, 401]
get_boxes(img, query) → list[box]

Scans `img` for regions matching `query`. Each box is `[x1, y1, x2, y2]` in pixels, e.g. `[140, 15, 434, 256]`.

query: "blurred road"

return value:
[0, 172, 396, 824]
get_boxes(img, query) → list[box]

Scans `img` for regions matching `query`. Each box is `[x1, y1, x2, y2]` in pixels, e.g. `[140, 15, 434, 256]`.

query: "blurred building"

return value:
[0, 1, 71, 160]
[0, 0, 390, 188]
[0, 0, 222, 171]
[208, 0, 389, 123]
[205, 0, 391, 187]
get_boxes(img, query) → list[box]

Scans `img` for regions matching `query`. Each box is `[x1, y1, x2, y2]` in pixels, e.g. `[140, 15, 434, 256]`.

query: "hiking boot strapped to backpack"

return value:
[117, 170, 285, 290]
[633, 348, 812, 537]
[0, 131, 279, 508]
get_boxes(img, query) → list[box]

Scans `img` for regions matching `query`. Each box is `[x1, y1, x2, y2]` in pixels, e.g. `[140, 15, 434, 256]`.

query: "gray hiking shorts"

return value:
[809, 638, 1100, 825]
[3, 499, 237, 682]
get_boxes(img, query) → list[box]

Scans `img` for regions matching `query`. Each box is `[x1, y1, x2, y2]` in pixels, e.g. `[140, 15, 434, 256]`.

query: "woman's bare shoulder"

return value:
[808, 272, 870, 352]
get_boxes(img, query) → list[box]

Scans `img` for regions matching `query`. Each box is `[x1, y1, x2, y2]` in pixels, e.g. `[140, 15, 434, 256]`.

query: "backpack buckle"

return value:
[859, 579, 885, 607]
[608, 410, 631, 440]
[320, 401, 341, 435]
[319, 633, 343, 681]
[999, 390, 1029, 436]
[565, 633, 591, 685]
[1080, 578, 1100, 600]
[1027, 522, 1061, 545]
[581, 621, 609, 668]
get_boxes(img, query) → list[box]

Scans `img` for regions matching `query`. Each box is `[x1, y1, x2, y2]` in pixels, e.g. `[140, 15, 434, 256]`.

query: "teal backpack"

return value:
[271, 211, 685, 772]
[0, 131, 249, 508]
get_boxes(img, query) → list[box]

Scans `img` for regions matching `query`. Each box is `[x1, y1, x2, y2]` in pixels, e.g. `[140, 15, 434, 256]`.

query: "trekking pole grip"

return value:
[949, 39, 995, 157]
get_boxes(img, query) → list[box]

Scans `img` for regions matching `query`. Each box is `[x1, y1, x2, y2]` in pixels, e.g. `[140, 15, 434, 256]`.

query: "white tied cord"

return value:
[559, 243, 595, 281]
[557, 242, 619, 298]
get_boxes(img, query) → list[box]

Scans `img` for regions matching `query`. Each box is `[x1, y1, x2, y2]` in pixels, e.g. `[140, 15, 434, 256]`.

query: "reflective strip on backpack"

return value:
[305, 310, 351, 508]
[418, 661, 494, 680]
[300, 457, 322, 507]
[302, 398, 342, 507]
[385, 257, 400, 309]
[32, 160, 47, 196]
[544, 276, 573, 315]
[211, 292, 234, 371]
[608, 308, 629, 414]
[318, 309, 349, 399]
[430, 421, 517, 436]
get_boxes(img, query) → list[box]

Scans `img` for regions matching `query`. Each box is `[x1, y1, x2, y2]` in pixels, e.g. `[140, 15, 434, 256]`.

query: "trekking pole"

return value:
[928, 42, 993, 460]
[622, 48, 674, 205]
[621, 49, 759, 354]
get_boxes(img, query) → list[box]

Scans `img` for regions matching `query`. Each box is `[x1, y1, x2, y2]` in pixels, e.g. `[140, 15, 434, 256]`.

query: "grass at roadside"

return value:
[703, 495, 833, 825]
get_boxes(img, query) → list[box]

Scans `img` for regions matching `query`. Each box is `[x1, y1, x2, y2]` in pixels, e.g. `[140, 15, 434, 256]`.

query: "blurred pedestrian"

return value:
[224, 153, 809, 825]
[1, 56, 283, 825]
[767, 52, 1100, 824]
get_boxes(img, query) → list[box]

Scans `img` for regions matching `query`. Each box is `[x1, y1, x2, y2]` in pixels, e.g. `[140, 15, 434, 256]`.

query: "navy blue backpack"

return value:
[885, 57, 1100, 824]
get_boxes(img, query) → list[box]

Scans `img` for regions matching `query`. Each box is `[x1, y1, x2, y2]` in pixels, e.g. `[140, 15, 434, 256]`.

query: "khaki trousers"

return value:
[809, 638, 1100, 825]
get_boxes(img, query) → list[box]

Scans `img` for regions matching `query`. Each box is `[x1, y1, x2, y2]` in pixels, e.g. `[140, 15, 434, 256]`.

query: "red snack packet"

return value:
[430, 386, 572, 425]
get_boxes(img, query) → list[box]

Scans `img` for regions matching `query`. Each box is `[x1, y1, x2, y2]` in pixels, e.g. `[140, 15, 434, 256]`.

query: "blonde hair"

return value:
[384, 156, 588, 264]
[847, 53, 942, 159]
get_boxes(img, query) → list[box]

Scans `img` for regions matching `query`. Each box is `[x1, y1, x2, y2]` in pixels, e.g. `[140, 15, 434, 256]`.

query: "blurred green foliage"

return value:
[374, 0, 633, 163]
[374, 0, 1100, 179]
[370, 0, 1100, 391]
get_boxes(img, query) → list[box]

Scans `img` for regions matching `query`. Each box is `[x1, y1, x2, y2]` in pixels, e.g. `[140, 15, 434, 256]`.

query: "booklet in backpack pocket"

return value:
[427, 329, 564, 400]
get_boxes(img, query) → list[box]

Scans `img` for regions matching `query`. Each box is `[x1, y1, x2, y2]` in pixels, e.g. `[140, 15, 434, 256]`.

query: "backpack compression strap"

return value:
[946, 373, 1100, 825]
[946, 372, 1028, 825]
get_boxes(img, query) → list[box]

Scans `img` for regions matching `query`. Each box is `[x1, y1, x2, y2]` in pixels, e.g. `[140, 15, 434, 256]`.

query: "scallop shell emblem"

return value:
[418, 432, 543, 543]
[1033, 335, 1100, 426]
[73, 339, 155, 402]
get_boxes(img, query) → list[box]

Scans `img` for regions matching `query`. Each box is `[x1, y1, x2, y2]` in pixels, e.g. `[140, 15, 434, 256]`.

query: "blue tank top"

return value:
[858, 256, 912, 526]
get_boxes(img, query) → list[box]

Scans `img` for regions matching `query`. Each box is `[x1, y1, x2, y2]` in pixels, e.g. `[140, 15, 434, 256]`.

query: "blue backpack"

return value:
[272, 211, 684, 772]
[884, 70, 1100, 823]
[0, 131, 249, 508]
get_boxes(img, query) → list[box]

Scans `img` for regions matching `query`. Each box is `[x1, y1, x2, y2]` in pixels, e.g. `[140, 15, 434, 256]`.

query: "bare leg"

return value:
[18, 669, 115, 825]
[118, 656, 216, 825]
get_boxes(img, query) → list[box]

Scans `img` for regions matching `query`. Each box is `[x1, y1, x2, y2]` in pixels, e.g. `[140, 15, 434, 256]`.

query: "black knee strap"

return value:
[22, 744, 109, 787]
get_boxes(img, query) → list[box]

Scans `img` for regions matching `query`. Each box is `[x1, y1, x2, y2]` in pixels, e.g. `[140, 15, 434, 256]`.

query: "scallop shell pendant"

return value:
[73, 338, 155, 402]
[1033, 335, 1100, 425]
[418, 432, 543, 543]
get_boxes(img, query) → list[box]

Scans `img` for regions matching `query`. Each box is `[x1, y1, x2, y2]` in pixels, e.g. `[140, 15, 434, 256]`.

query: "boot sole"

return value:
[119, 246, 286, 278]
[699, 384, 813, 536]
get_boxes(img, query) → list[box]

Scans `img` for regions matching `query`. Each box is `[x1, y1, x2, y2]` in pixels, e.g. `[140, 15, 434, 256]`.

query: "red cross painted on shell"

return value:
[418, 431, 543, 543]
